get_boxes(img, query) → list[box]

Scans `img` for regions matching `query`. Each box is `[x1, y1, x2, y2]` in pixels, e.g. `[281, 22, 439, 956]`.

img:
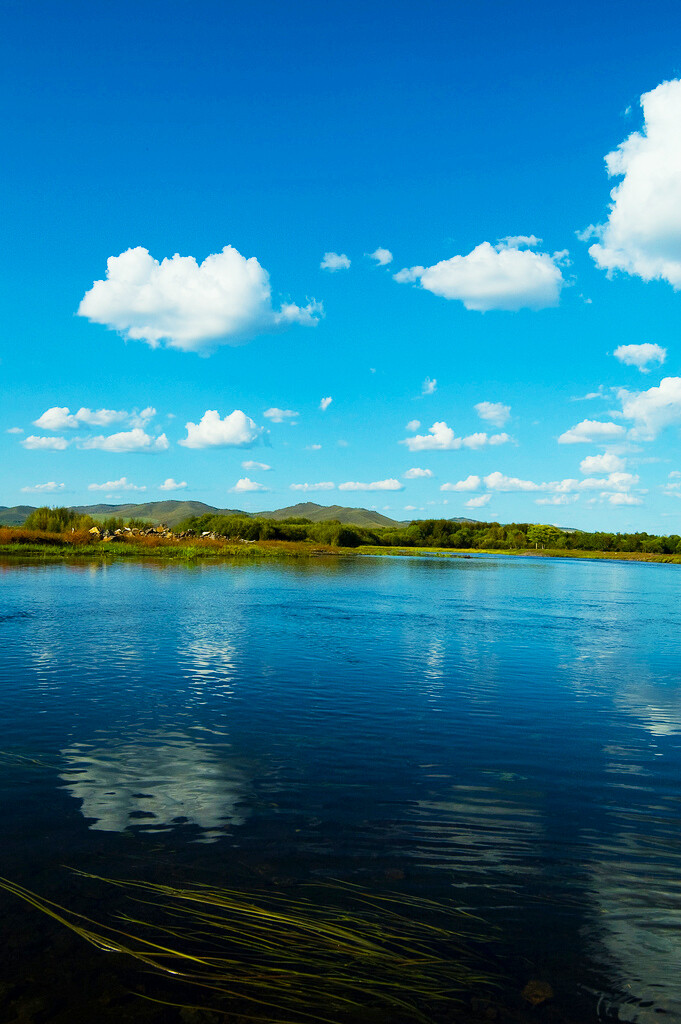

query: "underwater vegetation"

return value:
[0, 869, 498, 1023]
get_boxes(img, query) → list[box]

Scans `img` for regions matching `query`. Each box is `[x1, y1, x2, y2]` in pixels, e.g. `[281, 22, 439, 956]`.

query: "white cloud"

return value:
[290, 482, 335, 491]
[305, 443, 322, 451]
[338, 479, 404, 491]
[402, 421, 511, 451]
[607, 492, 642, 506]
[558, 419, 627, 444]
[20, 481, 65, 493]
[614, 343, 666, 372]
[500, 234, 542, 248]
[536, 495, 579, 506]
[319, 396, 332, 411]
[159, 478, 187, 491]
[579, 471, 639, 491]
[403, 467, 433, 479]
[263, 407, 299, 424]
[617, 377, 681, 440]
[406, 419, 421, 432]
[242, 460, 271, 471]
[421, 376, 437, 395]
[21, 435, 69, 451]
[588, 79, 681, 288]
[80, 428, 169, 453]
[33, 405, 151, 430]
[78, 246, 321, 352]
[6, 427, 23, 434]
[465, 494, 491, 508]
[88, 477, 146, 492]
[320, 252, 351, 271]
[230, 477, 269, 493]
[394, 240, 565, 311]
[484, 471, 541, 492]
[475, 401, 511, 427]
[440, 475, 481, 492]
[368, 247, 393, 266]
[580, 452, 626, 474]
[179, 410, 262, 449]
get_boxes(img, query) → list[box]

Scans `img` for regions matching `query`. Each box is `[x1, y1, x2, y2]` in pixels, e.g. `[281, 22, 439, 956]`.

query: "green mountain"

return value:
[0, 505, 39, 526]
[255, 502, 400, 527]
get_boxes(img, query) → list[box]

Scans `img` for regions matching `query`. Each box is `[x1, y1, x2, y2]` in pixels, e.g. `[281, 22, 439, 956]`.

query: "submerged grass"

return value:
[0, 870, 498, 1023]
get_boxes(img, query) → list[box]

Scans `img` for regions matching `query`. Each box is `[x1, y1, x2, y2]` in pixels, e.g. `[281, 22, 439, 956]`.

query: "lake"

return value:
[0, 554, 679, 1023]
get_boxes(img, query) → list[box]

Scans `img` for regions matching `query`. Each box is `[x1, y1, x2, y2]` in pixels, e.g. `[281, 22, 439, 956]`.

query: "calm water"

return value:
[1, 554, 680, 1023]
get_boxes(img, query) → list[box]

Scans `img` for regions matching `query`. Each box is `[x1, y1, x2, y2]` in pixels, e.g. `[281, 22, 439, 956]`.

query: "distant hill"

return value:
[0, 505, 38, 526]
[257, 502, 400, 527]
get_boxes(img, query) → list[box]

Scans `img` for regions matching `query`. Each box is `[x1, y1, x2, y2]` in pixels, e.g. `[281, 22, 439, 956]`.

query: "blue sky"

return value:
[2, 0, 681, 529]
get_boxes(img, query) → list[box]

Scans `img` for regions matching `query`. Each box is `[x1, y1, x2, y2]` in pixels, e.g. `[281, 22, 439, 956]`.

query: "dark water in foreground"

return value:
[0, 554, 680, 1024]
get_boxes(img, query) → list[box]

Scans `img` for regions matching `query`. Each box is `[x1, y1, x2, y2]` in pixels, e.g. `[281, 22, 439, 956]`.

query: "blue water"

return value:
[1, 554, 680, 1023]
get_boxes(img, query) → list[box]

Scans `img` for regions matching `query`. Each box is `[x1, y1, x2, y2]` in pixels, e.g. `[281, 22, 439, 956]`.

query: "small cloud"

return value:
[21, 435, 70, 451]
[180, 410, 262, 449]
[88, 477, 146, 492]
[421, 377, 437, 395]
[242, 460, 271, 471]
[338, 479, 404, 491]
[557, 419, 627, 444]
[230, 477, 269, 493]
[402, 422, 511, 452]
[158, 478, 187, 491]
[614, 343, 666, 372]
[319, 396, 332, 411]
[33, 407, 78, 430]
[337, 439, 349, 447]
[535, 495, 579, 506]
[20, 481, 65, 493]
[465, 494, 491, 508]
[320, 252, 351, 271]
[406, 420, 421, 432]
[367, 248, 393, 266]
[290, 482, 335, 491]
[6, 427, 24, 434]
[263, 407, 299, 424]
[607, 492, 642, 505]
[580, 452, 626, 474]
[306, 444, 322, 451]
[403, 467, 433, 479]
[440, 475, 481, 492]
[475, 401, 511, 428]
[80, 429, 169, 453]
[499, 234, 542, 248]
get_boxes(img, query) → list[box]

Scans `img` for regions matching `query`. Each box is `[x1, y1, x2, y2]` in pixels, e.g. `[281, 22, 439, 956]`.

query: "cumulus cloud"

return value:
[230, 477, 269, 493]
[242, 460, 271, 471]
[421, 377, 437, 395]
[263, 407, 299, 424]
[580, 452, 626, 474]
[440, 475, 481, 492]
[465, 494, 491, 508]
[319, 396, 332, 411]
[403, 467, 433, 479]
[159, 478, 187, 491]
[617, 377, 681, 440]
[78, 246, 321, 352]
[179, 410, 262, 449]
[536, 495, 579, 506]
[475, 401, 511, 427]
[338, 479, 404, 491]
[557, 419, 627, 444]
[80, 428, 169, 453]
[484, 471, 541, 492]
[607, 492, 642, 505]
[614, 343, 666, 371]
[21, 435, 69, 451]
[406, 419, 421, 432]
[290, 482, 335, 491]
[320, 252, 351, 271]
[20, 481, 65, 493]
[394, 240, 566, 311]
[88, 477, 146, 492]
[402, 421, 511, 451]
[477, 469, 639, 496]
[368, 248, 393, 266]
[587, 79, 681, 288]
[33, 405, 152, 430]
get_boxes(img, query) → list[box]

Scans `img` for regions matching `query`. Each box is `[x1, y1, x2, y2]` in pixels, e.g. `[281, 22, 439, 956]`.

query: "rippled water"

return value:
[1, 554, 680, 1022]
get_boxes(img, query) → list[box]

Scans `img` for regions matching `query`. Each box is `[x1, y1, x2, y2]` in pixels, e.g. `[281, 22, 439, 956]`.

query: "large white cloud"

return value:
[394, 240, 566, 311]
[230, 477, 269, 493]
[588, 79, 681, 287]
[614, 343, 666, 372]
[440, 475, 482, 492]
[88, 477, 146, 491]
[78, 246, 321, 352]
[557, 419, 627, 444]
[617, 376, 681, 440]
[80, 428, 169, 453]
[580, 452, 626, 474]
[402, 422, 511, 451]
[33, 405, 153, 430]
[21, 435, 69, 450]
[338, 479, 404, 491]
[179, 410, 262, 449]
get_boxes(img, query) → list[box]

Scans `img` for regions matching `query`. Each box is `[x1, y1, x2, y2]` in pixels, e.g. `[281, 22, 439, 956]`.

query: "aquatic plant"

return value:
[0, 870, 497, 1023]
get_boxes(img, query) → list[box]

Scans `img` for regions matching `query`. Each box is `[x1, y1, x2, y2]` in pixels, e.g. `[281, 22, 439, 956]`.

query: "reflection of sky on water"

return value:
[60, 732, 250, 841]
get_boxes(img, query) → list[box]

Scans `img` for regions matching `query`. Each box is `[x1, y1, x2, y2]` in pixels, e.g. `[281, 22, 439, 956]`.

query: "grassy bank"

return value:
[361, 545, 681, 564]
